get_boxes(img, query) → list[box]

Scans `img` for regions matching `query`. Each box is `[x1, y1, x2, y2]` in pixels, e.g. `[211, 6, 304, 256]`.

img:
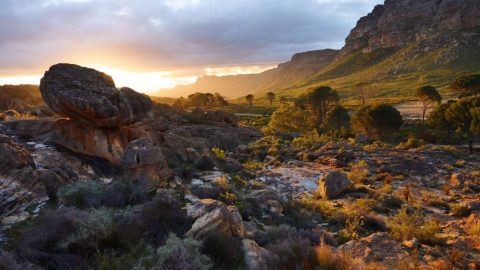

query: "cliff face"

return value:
[341, 0, 480, 55]
[161, 49, 338, 98]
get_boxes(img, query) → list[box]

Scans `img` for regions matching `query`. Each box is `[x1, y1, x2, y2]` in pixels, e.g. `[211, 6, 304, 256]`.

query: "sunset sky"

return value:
[0, 0, 383, 94]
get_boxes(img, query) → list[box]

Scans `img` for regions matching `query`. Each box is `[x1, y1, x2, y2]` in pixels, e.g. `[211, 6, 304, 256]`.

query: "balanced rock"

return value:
[317, 171, 350, 199]
[40, 63, 152, 127]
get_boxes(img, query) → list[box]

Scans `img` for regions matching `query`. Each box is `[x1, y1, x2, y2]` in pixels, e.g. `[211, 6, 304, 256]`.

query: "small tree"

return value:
[266, 92, 276, 106]
[351, 104, 403, 140]
[325, 105, 350, 137]
[245, 94, 254, 107]
[267, 104, 316, 134]
[450, 74, 480, 98]
[214, 92, 229, 106]
[356, 82, 371, 106]
[471, 107, 480, 138]
[446, 96, 480, 153]
[416, 85, 442, 124]
[428, 102, 455, 144]
[298, 86, 339, 126]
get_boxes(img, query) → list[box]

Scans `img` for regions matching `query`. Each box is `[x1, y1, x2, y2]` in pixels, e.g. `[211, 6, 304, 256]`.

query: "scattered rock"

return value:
[186, 199, 245, 239]
[317, 171, 350, 199]
[242, 239, 272, 270]
[246, 189, 283, 215]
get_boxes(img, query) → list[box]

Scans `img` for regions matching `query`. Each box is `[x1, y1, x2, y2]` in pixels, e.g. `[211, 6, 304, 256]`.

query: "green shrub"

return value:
[449, 204, 471, 217]
[292, 132, 329, 150]
[59, 181, 103, 208]
[348, 160, 369, 184]
[201, 231, 244, 269]
[211, 147, 226, 159]
[243, 160, 264, 170]
[133, 234, 212, 270]
[267, 237, 318, 270]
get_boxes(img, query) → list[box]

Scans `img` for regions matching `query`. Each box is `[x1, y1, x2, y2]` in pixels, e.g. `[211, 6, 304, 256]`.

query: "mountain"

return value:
[158, 49, 338, 98]
[160, 0, 480, 102]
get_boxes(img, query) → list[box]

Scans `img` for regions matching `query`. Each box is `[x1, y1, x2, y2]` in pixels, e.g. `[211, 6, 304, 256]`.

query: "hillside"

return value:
[160, 49, 338, 98]
[164, 0, 480, 103]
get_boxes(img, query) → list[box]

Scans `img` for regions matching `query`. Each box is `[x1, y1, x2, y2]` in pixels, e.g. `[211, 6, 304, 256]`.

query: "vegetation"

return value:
[325, 105, 350, 137]
[416, 85, 441, 124]
[245, 94, 254, 107]
[266, 92, 276, 106]
[266, 104, 316, 134]
[173, 92, 228, 109]
[450, 73, 480, 98]
[351, 104, 403, 140]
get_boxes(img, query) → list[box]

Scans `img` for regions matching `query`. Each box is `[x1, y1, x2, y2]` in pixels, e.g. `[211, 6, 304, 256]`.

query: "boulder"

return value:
[0, 134, 34, 176]
[186, 199, 245, 239]
[246, 189, 283, 215]
[242, 239, 273, 270]
[122, 138, 172, 189]
[50, 119, 131, 165]
[40, 63, 152, 127]
[338, 232, 410, 266]
[317, 171, 350, 199]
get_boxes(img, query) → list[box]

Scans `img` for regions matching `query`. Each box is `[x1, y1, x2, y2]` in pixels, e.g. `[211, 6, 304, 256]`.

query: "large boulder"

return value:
[40, 63, 152, 127]
[186, 199, 245, 239]
[242, 239, 273, 270]
[122, 138, 172, 189]
[317, 171, 350, 199]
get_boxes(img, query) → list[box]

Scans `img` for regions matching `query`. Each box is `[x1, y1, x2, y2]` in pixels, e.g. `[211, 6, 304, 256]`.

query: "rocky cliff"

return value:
[163, 0, 480, 101]
[160, 49, 338, 98]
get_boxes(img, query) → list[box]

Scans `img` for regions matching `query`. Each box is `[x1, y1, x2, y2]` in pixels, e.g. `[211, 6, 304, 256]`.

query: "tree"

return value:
[325, 105, 350, 137]
[298, 86, 339, 126]
[450, 74, 480, 98]
[416, 85, 442, 124]
[356, 82, 371, 106]
[470, 107, 480, 137]
[214, 92, 229, 106]
[427, 102, 455, 144]
[267, 104, 316, 134]
[245, 94, 254, 107]
[266, 92, 276, 106]
[351, 104, 403, 140]
[446, 96, 480, 153]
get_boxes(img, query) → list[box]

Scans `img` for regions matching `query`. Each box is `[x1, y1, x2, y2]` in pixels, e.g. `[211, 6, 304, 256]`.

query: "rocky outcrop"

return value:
[338, 232, 410, 266]
[341, 0, 480, 56]
[122, 139, 172, 189]
[0, 134, 34, 175]
[242, 239, 273, 270]
[317, 171, 350, 199]
[186, 199, 245, 239]
[40, 64, 152, 128]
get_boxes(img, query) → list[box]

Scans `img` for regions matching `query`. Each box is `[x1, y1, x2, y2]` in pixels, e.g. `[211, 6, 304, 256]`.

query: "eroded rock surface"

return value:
[40, 63, 152, 127]
[317, 171, 350, 199]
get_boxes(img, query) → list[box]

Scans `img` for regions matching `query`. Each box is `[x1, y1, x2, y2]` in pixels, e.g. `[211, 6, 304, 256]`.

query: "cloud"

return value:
[0, 0, 384, 76]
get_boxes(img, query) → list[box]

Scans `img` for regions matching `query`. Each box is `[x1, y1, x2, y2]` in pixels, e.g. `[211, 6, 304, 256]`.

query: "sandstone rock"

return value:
[122, 138, 172, 189]
[0, 134, 34, 176]
[338, 232, 410, 266]
[242, 239, 272, 270]
[50, 119, 131, 165]
[186, 199, 244, 239]
[40, 63, 152, 127]
[317, 171, 350, 199]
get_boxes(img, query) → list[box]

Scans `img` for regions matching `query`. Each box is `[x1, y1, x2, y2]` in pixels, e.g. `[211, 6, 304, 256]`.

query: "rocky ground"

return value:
[0, 64, 479, 270]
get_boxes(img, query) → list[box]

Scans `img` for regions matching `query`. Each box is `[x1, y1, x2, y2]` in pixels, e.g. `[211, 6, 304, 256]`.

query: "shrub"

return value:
[267, 237, 318, 270]
[213, 175, 229, 191]
[133, 191, 191, 245]
[397, 137, 425, 149]
[201, 231, 244, 269]
[449, 203, 471, 217]
[61, 208, 135, 255]
[59, 181, 103, 208]
[211, 147, 226, 159]
[267, 104, 317, 134]
[351, 105, 403, 140]
[465, 214, 480, 235]
[102, 178, 149, 207]
[254, 224, 323, 247]
[133, 234, 212, 270]
[348, 160, 369, 184]
[0, 252, 42, 270]
[243, 160, 264, 170]
[292, 132, 328, 150]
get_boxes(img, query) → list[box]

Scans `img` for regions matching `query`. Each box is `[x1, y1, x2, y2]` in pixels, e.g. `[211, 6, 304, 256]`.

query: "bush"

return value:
[267, 104, 317, 134]
[397, 137, 425, 149]
[348, 160, 369, 184]
[254, 224, 323, 247]
[449, 203, 471, 217]
[59, 181, 103, 208]
[267, 237, 318, 270]
[201, 231, 244, 269]
[102, 179, 150, 207]
[133, 191, 191, 245]
[465, 214, 480, 236]
[351, 105, 403, 140]
[133, 234, 212, 270]
[61, 208, 135, 255]
[292, 132, 329, 150]
[211, 147, 226, 159]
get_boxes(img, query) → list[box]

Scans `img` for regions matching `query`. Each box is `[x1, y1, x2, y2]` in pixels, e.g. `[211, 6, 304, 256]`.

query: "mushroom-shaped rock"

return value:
[40, 63, 152, 127]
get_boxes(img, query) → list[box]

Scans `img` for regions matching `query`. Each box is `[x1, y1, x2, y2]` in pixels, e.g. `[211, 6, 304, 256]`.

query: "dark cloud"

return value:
[0, 0, 384, 75]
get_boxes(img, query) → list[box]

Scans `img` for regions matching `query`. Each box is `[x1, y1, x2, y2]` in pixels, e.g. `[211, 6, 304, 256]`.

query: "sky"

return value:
[0, 0, 384, 94]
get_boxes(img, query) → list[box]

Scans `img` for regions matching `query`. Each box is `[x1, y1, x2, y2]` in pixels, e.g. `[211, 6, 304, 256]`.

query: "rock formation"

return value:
[40, 63, 152, 128]
[317, 171, 350, 199]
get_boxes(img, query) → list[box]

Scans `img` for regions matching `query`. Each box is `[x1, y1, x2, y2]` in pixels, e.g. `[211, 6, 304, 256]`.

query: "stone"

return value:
[186, 199, 245, 239]
[338, 232, 410, 266]
[40, 63, 152, 127]
[50, 119, 131, 165]
[242, 239, 272, 270]
[246, 189, 283, 215]
[0, 134, 34, 176]
[317, 171, 350, 199]
[121, 138, 172, 189]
